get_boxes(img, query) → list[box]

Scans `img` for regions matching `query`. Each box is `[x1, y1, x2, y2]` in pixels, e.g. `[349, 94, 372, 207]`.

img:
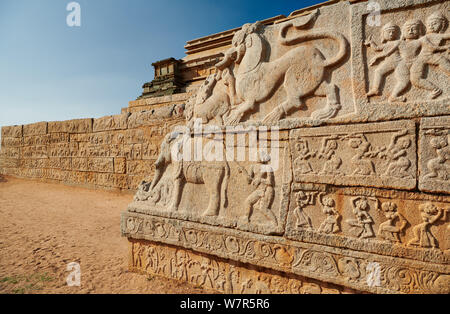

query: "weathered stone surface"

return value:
[23, 122, 47, 137]
[87, 158, 114, 173]
[122, 212, 449, 294]
[120, 0, 450, 294]
[114, 157, 126, 174]
[127, 105, 184, 128]
[93, 114, 129, 132]
[129, 239, 354, 294]
[285, 183, 449, 253]
[0, 0, 449, 295]
[48, 118, 93, 134]
[1, 125, 22, 138]
[419, 116, 450, 194]
[290, 120, 417, 190]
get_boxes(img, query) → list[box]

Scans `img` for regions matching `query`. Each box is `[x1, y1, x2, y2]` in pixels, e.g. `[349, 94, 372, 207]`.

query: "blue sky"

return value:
[0, 0, 324, 130]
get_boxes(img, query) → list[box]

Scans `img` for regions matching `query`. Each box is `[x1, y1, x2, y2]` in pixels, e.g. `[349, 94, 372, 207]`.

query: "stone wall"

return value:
[0, 105, 185, 191]
[122, 0, 450, 294]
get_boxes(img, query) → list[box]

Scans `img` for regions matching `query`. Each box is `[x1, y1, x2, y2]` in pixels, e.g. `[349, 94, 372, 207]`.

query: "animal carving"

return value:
[138, 132, 230, 217]
[186, 71, 234, 126]
[209, 9, 349, 125]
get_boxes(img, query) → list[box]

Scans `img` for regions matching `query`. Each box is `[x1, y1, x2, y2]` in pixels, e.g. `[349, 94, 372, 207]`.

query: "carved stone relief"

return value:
[290, 120, 416, 189]
[129, 240, 349, 294]
[419, 116, 450, 194]
[351, 0, 449, 122]
[129, 132, 291, 236]
[285, 183, 449, 253]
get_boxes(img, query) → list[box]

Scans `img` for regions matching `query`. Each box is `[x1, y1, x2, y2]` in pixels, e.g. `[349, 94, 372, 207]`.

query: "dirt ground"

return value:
[0, 176, 212, 294]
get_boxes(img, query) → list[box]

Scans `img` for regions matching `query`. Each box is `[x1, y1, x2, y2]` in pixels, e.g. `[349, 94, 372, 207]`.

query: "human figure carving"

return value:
[198, 258, 219, 289]
[408, 203, 443, 248]
[346, 196, 376, 239]
[293, 139, 316, 176]
[387, 19, 425, 102]
[317, 193, 340, 234]
[424, 135, 450, 181]
[318, 135, 342, 175]
[346, 134, 377, 176]
[239, 153, 277, 226]
[134, 242, 145, 268]
[294, 191, 315, 230]
[365, 23, 403, 101]
[410, 12, 450, 99]
[383, 130, 412, 178]
[211, 10, 348, 125]
[378, 202, 407, 243]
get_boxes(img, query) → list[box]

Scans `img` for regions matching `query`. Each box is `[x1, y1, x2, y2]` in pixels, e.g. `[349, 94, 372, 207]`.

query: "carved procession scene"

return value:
[119, 0, 450, 294]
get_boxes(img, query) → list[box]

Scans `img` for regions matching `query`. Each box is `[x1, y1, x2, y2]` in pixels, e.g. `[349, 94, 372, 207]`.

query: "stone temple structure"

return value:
[1, 0, 450, 294]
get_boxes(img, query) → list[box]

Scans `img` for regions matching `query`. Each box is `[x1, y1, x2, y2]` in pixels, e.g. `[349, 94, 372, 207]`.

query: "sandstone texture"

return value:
[121, 0, 449, 294]
[0, 111, 185, 191]
[2, 0, 450, 294]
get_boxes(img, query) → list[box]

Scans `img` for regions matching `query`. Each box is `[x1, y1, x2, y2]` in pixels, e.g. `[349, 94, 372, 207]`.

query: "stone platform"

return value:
[116, 0, 450, 293]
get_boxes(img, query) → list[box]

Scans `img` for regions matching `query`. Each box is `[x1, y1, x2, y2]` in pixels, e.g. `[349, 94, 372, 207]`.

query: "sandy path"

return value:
[0, 176, 210, 294]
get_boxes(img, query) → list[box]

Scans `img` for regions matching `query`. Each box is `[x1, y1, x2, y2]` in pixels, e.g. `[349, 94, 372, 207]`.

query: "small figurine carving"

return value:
[294, 191, 316, 230]
[318, 136, 342, 175]
[410, 12, 450, 99]
[239, 153, 278, 225]
[408, 203, 443, 248]
[346, 196, 376, 239]
[346, 134, 377, 176]
[424, 135, 450, 181]
[317, 193, 341, 234]
[382, 130, 412, 179]
[293, 139, 316, 176]
[377, 202, 408, 243]
[365, 22, 403, 101]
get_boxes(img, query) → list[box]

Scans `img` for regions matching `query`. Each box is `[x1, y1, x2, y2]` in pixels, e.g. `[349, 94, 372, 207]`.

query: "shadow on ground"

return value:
[0, 175, 6, 183]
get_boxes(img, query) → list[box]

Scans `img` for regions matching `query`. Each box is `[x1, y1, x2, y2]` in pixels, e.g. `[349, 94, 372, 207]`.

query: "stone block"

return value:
[23, 122, 47, 137]
[289, 120, 417, 190]
[419, 116, 450, 194]
[1, 125, 22, 138]
[48, 118, 93, 134]
[93, 113, 129, 132]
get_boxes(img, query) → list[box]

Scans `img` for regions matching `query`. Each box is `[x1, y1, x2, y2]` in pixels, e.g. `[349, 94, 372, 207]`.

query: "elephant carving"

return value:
[192, 9, 349, 125]
[137, 132, 230, 217]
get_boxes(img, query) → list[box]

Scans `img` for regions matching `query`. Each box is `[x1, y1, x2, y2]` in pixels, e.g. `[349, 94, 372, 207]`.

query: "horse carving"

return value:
[191, 9, 349, 125]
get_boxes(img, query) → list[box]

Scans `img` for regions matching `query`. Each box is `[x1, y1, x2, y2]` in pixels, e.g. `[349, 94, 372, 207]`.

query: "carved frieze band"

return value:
[129, 239, 352, 294]
[121, 211, 449, 294]
[290, 120, 417, 190]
